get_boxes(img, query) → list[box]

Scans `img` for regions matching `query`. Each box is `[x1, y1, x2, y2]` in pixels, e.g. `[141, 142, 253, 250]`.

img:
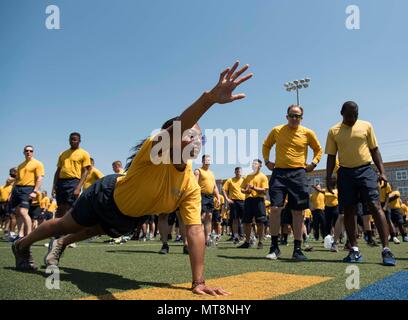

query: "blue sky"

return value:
[1, 0, 408, 192]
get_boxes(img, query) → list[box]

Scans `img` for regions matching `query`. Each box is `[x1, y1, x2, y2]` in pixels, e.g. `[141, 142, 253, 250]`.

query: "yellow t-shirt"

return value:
[40, 196, 50, 210]
[241, 172, 269, 199]
[222, 177, 245, 201]
[262, 124, 322, 169]
[389, 191, 402, 209]
[310, 191, 325, 210]
[113, 136, 201, 225]
[325, 120, 378, 168]
[324, 189, 338, 207]
[221, 209, 229, 220]
[57, 148, 91, 179]
[304, 208, 312, 219]
[265, 200, 271, 216]
[196, 167, 216, 195]
[379, 182, 392, 203]
[401, 203, 408, 217]
[16, 159, 45, 186]
[214, 195, 225, 210]
[83, 167, 105, 190]
[0, 184, 13, 202]
[47, 200, 57, 213]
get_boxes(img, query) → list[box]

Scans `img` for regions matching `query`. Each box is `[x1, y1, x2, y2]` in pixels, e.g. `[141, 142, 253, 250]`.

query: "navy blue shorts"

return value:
[212, 210, 222, 223]
[390, 209, 404, 225]
[44, 211, 54, 220]
[70, 174, 141, 238]
[29, 205, 42, 220]
[0, 202, 7, 217]
[281, 206, 292, 225]
[10, 186, 34, 210]
[229, 200, 245, 220]
[243, 197, 266, 224]
[201, 194, 214, 213]
[168, 211, 179, 227]
[337, 165, 380, 208]
[56, 178, 80, 206]
[269, 168, 309, 210]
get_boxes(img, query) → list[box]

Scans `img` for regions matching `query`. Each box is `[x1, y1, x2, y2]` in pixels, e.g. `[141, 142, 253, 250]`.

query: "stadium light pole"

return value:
[284, 78, 311, 105]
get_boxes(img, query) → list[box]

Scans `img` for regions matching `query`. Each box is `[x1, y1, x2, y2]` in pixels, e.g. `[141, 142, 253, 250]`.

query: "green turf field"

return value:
[1, 232, 407, 300]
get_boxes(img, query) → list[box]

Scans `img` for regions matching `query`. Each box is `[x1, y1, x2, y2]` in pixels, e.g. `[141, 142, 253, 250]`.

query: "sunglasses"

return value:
[288, 114, 303, 120]
[24, 149, 33, 153]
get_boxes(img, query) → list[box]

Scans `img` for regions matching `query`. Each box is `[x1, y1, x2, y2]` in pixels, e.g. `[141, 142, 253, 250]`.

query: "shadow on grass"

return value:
[216, 255, 379, 265]
[105, 249, 158, 254]
[3, 266, 190, 300]
[58, 267, 191, 300]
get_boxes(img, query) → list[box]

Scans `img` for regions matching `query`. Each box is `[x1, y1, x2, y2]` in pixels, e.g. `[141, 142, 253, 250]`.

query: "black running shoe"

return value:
[292, 248, 308, 261]
[237, 241, 251, 249]
[183, 245, 189, 255]
[159, 243, 169, 254]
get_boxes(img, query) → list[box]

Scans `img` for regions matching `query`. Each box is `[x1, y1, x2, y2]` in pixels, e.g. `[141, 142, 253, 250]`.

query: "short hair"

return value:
[90, 158, 95, 163]
[23, 145, 34, 151]
[69, 132, 81, 140]
[341, 101, 359, 114]
[9, 167, 17, 174]
[287, 105, 304, 115]
[112, 160, 122, 167]
[234, 167, 242, 171]
[202, 154, 210, 162]
[254, 159, 262, 165]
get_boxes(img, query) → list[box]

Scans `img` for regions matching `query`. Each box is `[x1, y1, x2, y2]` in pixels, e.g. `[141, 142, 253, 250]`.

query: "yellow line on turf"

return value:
[80, 272, 332, 300]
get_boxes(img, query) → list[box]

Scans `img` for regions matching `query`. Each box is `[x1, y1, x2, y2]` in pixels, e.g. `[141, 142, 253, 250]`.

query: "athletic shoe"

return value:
[304, 245, 315, 252]
[257, 242, 264, 250]
[237, 241, 251, 249]
[159, 243, 169, 254]
[44, 243, 49, 248]
[68, 243, 78, 248]
[382, 249, 396, 266]
[45, 239, 66, 266]
[367, 239, 379, 247]
[233, 237, 240, 245]
[330, 243, 338, 252]
[402, 236, 408, 242]
[12, 239, 37, 271]
[265, 234, 271, 239]
[343, 250, 363, 263]
[393, 237, 400, 244]
[292, 248, 308, 261]
[183, 245, 189, 255]
[266, 246, 281, 260]
[174, 235, 182, 242]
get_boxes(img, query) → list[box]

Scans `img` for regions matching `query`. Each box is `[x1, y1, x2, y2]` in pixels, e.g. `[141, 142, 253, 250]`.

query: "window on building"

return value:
[396, 170, 408, 181]
[399, 187, 408, 199]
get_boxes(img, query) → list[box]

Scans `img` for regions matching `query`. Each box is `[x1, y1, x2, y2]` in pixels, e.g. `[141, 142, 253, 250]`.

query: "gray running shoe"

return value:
[12, 239, 37, 271]
[44, 239, 66, 266]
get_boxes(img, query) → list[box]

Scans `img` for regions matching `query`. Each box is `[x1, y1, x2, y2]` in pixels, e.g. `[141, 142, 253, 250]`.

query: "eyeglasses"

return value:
[288, 114, 303, 120]
[24, 149, 33, 153]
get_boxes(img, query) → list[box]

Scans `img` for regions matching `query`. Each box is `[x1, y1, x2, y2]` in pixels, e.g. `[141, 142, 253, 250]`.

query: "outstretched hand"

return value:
[192, 284, 231, 296]
[207, 61, 253, 104]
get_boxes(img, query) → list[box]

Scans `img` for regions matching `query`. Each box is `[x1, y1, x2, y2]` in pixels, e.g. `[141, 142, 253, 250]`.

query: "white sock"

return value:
[352, 246, 359, 252]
